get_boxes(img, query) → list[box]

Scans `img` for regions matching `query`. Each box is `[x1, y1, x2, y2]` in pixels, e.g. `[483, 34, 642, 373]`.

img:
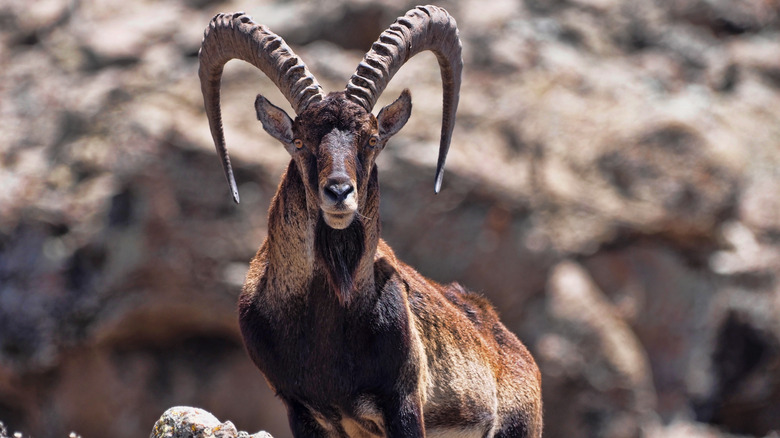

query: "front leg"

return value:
[381, 393, 425, 438]
[284, 398, 331, 438]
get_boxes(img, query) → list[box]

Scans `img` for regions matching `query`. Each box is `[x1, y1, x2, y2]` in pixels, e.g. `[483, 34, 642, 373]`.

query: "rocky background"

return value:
[2, 0, 780, 437]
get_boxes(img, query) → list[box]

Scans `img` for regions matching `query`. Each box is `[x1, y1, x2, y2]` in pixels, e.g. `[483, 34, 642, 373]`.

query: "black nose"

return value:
[324, 181, 354, 203]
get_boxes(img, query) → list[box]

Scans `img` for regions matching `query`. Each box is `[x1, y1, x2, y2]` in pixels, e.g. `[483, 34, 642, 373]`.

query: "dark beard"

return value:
[314, 213, 365, 305]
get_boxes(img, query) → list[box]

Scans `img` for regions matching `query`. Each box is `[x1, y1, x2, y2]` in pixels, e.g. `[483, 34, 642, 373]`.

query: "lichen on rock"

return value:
[150, 407, 273, 438]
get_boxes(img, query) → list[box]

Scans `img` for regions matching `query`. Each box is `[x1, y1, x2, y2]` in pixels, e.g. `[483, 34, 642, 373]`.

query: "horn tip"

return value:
[434, 170, 444, 194]
[229, 178, 241, 204]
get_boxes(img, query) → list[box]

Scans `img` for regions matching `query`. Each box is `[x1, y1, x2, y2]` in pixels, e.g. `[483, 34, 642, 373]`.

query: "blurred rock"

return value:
[150, 406, 273, 438]
[692, 262, 780, 436]
[279, 2, 401, 51]
[703, 301, 780, 436]
[739, 175, 780, 234]
[644, 419, 744, 438]
[536, 261, 656, 438]
[710, 221, 780, 277]
[582, 242, 718, 419]
[668, 0, 780, 36]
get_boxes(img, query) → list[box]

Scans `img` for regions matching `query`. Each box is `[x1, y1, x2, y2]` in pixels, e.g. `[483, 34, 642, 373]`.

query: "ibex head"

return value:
[254, 90, 411, 229]
[198, 6, 462, 229]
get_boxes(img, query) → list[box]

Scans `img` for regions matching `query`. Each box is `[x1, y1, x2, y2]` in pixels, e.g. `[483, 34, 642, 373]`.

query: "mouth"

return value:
[321, 208, 356, 229]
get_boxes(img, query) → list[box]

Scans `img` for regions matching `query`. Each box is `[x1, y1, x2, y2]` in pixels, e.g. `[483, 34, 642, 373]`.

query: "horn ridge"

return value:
[345, 5, 462, 193]
[199, 12, 324, 202]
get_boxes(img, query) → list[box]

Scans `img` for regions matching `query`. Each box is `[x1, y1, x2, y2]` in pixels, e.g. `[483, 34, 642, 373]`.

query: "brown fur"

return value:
[238, 92, 542, 437]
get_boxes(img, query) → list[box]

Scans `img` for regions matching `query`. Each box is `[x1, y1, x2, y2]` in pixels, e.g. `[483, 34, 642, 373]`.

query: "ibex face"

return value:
[255, 90, 412, 230]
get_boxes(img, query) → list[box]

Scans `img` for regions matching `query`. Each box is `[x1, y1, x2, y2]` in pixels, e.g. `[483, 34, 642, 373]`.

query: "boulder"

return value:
[150, 407, 272, 438]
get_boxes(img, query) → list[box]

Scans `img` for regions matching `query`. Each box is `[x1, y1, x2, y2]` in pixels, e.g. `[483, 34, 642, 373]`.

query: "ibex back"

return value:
[198, 5, 542, 437]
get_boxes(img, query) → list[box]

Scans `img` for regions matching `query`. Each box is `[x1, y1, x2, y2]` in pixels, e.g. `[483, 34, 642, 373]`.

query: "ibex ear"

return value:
[377, 89, 412, 139]
[255, 95, 295, 154]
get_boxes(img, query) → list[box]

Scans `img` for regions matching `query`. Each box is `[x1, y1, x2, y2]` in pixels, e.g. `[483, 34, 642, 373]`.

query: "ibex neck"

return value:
[264, 161, 379, 302]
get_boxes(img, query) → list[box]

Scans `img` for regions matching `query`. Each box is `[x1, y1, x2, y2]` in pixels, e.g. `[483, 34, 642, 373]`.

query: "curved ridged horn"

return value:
[345, 5, 463, 193]
[199, 12, 325, 203]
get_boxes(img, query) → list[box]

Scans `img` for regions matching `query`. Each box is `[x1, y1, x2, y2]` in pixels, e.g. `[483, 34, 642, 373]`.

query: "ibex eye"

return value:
[368, 136, 378, 147]
[294, 139, 303, 149]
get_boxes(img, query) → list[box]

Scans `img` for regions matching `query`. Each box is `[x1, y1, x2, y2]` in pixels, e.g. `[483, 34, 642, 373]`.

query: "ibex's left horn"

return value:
[345, 5, 463, 193]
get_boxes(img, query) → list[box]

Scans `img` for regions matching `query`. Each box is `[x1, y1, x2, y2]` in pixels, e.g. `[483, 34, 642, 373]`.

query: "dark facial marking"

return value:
[318, 129, 357, 184]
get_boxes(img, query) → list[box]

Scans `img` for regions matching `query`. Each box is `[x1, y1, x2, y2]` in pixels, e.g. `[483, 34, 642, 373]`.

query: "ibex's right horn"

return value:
[199, 12, 325, 203]
[345, 5, 463, 193]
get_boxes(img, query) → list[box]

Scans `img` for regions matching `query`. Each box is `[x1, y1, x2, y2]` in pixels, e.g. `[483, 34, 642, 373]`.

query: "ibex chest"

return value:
[239, 273, 414, 409]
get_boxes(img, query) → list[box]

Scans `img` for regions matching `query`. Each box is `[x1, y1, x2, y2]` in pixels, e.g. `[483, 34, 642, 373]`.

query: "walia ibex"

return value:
[198, 5, 542, 437]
